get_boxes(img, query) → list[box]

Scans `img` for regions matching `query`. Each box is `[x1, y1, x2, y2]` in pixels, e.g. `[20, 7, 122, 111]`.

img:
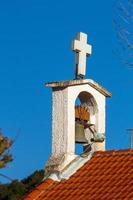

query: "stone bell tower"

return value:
[45, 32, 111, 177]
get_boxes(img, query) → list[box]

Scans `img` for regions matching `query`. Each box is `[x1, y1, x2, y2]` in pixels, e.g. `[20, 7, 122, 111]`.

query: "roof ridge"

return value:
[48, 151, 93, 181]
[94, 149, 133, 156]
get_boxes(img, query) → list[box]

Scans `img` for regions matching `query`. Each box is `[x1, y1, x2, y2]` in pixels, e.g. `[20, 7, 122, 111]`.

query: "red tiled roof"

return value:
[22, 149, 133, 200]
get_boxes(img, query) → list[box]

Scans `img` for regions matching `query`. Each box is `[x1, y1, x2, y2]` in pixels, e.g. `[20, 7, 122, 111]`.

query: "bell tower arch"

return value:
[76, 91, 98, 129]
[75, 91, 98, 154]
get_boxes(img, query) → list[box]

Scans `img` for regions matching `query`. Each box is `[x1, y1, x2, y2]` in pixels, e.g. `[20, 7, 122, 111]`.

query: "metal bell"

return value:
[75, 122, 88, 144]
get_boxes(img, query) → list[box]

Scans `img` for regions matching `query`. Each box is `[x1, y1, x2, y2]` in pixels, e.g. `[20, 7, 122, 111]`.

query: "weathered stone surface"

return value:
[45, 79, 112, 97]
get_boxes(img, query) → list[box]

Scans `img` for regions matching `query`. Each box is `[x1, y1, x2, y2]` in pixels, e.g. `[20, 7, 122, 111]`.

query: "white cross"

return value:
[72, 32, 92, 79]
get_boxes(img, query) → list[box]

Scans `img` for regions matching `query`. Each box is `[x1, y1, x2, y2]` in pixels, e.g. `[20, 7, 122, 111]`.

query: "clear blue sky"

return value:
[0, 0, 133, 182]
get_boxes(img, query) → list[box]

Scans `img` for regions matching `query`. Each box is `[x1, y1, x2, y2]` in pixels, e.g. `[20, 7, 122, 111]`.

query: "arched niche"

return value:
[75, 91, 98, 154]
[78, 91, 98, 128]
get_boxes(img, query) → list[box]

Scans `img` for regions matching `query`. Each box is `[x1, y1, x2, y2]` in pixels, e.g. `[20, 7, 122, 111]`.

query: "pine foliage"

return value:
[0, 169, 45, 200]
[0, 131, 13, 169]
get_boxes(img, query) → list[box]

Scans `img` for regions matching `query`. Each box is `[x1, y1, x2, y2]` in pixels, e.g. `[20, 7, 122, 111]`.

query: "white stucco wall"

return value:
[52, 83, 106, 163]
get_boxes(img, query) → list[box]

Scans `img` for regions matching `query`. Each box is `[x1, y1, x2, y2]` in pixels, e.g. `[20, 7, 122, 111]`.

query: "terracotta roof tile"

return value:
[22, 149, 133, 200]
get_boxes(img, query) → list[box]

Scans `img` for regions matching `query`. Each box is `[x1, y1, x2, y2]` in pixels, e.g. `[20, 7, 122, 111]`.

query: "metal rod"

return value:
[127, 128, 133, 149]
